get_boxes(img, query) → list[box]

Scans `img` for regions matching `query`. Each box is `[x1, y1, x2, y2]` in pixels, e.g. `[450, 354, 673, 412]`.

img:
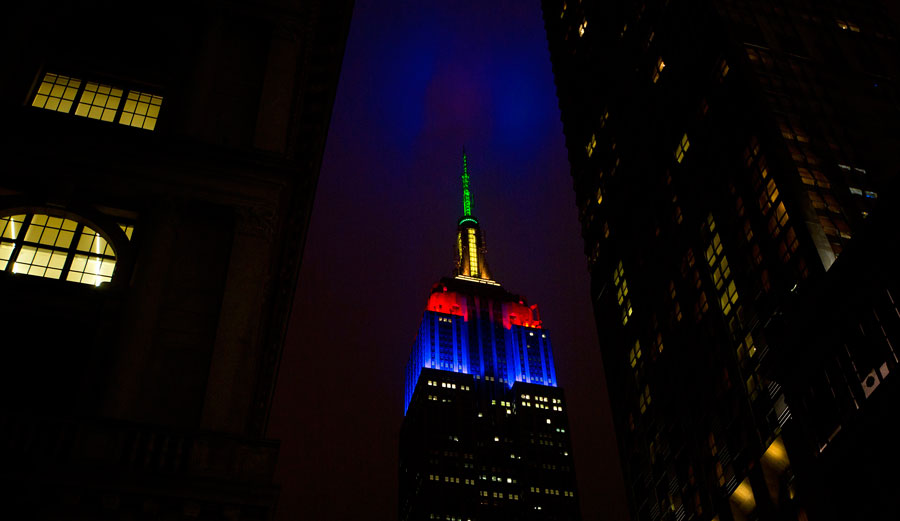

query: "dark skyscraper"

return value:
[542, 1, 900, 520]
[399, 155, 581, 521]
[0, 1, 351, 519]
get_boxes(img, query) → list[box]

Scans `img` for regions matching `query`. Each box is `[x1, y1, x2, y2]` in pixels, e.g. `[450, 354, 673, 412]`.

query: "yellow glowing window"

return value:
[720, 281, 739, 315]
[0, 213, 126, 286]
[639, 385, 651, 413]
[578, 19, 587, 37]
[32, 73, 82, 113]
[32, 72, 162, 131]
[675, 133, 690, 163]
[74, 82, 123, 122]
[654, 57, 666, 83]
[718, 59, 729, 79]
[746, 375, 758, 399]
[586, 134, 597, 158]
[629, 340, 642, 368]
[467, 228, 478, 277]
[119, 90, 163, 130]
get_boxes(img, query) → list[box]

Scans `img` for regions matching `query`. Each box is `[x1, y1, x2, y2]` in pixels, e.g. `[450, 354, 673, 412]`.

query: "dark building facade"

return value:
[399, 156, 580, 521]
[0, 1, 351, 519]
[542, 1, 900, 520]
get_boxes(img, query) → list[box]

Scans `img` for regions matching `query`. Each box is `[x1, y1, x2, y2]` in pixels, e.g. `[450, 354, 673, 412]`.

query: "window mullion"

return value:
[5, 214, 33, 273]
[59, 223, 84, 280]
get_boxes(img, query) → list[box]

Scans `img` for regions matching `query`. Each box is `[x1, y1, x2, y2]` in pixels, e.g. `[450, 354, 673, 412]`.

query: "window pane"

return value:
[31, 73, 82, 113]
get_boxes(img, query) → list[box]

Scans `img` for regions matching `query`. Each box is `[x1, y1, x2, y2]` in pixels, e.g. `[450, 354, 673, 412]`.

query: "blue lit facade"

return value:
[403, 298, 558, 414]
[403, 153, 560, 415]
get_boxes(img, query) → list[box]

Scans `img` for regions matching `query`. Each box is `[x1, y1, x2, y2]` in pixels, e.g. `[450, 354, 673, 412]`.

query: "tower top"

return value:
[459, 149, 478, 226]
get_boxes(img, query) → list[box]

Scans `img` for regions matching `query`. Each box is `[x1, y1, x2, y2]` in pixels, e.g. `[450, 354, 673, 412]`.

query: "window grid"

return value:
[675, 133, 690, 163]
[74, 82, 124, 122]
[31, 72, 162, 131]
[31, 73, 82, 113]
[0, 213, 125, 286]
[613, 261, 633, 325]
[119, 90, 163, 130]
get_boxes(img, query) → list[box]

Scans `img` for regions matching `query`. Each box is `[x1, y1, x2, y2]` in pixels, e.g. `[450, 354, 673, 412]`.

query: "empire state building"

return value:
[398, 154, 582, 521]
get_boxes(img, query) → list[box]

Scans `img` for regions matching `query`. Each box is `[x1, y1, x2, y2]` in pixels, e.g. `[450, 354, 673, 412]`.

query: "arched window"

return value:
[0, 213, 132, 286]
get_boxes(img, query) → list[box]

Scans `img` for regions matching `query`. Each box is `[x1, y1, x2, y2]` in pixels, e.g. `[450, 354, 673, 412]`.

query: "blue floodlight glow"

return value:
[404, 309, 558, 415]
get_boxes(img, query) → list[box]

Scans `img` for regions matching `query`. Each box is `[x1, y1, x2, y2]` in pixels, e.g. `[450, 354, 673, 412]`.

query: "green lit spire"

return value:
[461, 150, 472, 217]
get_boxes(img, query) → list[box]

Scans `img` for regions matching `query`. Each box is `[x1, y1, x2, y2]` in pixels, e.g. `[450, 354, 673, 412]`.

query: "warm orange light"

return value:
[762, 437, 790, 471]
[730, 478, 757, 517]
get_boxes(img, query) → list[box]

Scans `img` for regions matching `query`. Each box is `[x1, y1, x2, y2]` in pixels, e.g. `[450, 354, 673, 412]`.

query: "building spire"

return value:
[454, 150, 493, 283]
[461, 148, 473, 218]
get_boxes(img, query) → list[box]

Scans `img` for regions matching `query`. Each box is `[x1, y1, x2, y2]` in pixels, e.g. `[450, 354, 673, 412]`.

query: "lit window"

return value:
[718, 59, 730, 80]
[675, 133, 690, 163]
[30, 72, 162, 131]
[586, 133, 597, 158]
[467, 228, 479, 276]
[578, 19, 587, 37]
[32, 73, 81, 113]
[639, 385, 651, 413]
[629, 340, 642, 368]
[120, 90, 163, 131]
[652, 57, 665, 83]
[1, 213, 127, 286]
[74, 82, 123, 122]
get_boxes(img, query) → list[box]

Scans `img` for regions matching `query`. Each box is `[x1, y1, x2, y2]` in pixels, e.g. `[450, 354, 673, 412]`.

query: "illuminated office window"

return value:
[74, 82, 123, 122]
[586, 133, 597, 158]
[613, 261, 633, 325]
[629, 339, 642, 368]
[652, 57, 665, 83]
[31, 72, 162, 131]
[467, 228, 478, 276]
[119, 90, 163, 130]
[675, 133, 690, 163]
[32, 73, 82, 113]
[0, 212, 125, 286]
[718, 59, 730, 80]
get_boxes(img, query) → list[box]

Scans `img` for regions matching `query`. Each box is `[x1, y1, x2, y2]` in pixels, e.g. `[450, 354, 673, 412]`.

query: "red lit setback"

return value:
[426, 288, 467, 319]
[426, 285, 542, 329]
[504, 300, 543, 329]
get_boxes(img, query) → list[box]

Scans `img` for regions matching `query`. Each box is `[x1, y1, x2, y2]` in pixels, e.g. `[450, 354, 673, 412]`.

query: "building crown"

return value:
[454, 151, 494, 284]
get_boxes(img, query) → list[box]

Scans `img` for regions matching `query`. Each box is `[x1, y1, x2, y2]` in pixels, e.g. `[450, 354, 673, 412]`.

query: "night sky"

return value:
[268, 2, 629, 519]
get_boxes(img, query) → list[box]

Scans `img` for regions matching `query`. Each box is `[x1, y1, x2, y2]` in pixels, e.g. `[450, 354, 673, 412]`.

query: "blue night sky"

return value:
[269, 2, 629, 520]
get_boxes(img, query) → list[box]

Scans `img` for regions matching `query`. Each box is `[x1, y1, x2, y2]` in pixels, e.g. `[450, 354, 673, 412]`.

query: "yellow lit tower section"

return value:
[454, 151, 496, 285]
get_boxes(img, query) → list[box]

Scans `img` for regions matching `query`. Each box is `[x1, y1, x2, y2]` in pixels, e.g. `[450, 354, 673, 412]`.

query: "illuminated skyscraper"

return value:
[542, 1, 900, 520]
[399, 154, 581, 521]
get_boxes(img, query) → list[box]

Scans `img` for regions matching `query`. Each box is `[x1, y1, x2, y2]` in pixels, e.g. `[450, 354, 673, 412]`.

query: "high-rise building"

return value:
[0, 1, 351, 519]
[542, 1, 900, 520]
[399, 155, 581, 521]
